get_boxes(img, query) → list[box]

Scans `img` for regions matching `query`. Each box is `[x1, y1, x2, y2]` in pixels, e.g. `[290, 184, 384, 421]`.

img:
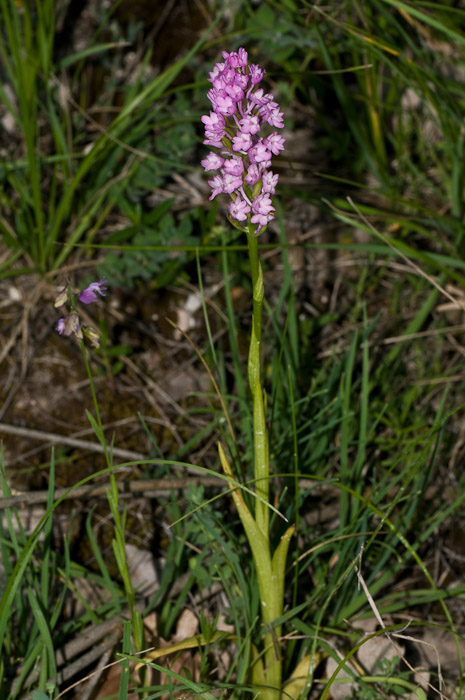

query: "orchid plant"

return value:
[201, 49, 310, 700]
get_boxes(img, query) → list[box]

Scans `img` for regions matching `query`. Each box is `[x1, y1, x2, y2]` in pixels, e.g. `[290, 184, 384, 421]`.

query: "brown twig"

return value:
[0, 476, 224, 510]
[15, 620, 123, 698]
[0, 421, 206, 475]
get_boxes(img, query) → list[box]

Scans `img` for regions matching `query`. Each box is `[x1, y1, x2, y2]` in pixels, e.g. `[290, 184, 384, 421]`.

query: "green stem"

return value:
[219, 444, 286, 700]
[80, 337, 144, 654]
[220, 225, 294, 699]
[246, 226, 286, 699]
[246, 228, 269, 539]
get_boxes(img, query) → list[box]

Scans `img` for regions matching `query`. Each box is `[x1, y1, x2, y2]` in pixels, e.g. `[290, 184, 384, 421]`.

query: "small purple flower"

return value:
[56, 313, 83, 339]
[232, 131, 252, 152]
[262, 170, 279, 194]
[201, 110, 225, 131]
[224, 83, 244, 101]
[223, 156, 244, 176]
[249, 142, 272, 167]
[260, 102, 285, 128]
[251, 193, 275, 232]
[239, 114, 260, 135]
[79, 279, 107, 304]
[213, 91, 236, 116]
[223, 173, 243, 194]
[55, 281, 104, 348]
[201, 152, 225, 171]
[221, 67, 234, 82]
[245, 164, 261, 186]
[209, 63, 226, 85]
[265, 133, 285, 155]
[249, 64, 265, 85]
[225, 48, 248, 68]
[248, 89, 272, 107]
[208, 174, 225, 200]
[248, 142, 268, 162]
[204, 132, 224, 148]
[229, 197, 251, 222]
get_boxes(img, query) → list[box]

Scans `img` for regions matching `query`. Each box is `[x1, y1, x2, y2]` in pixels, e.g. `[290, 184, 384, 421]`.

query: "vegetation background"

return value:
[1, 0, 465, 698]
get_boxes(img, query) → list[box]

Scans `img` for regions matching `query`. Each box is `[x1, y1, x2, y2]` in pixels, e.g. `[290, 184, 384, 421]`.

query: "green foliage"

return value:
[0, 0, 209, 274]
[3, 0, 465, 698]
[98, 200, 197, 288]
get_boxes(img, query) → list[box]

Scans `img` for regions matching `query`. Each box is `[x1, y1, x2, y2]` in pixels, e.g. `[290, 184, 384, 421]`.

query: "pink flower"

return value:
[229, 197, 251, 222]
[265, 133, 285, 155]
[201, 152, 225, 171]
[225, 48, 248, 68]
[224, 83, 244, 102]
[245, 164, 261, 186]
[239, 114, 260, 135]
[232, 131, 252, 152]
[211, 90, 236, 116]
[259, 101, 284, 128]
[249, 64, 265, 85]
[267, 108, 284, 129]
[209, 63, 226, 86]
[249, 89, 273, 107]
[208, 174, 225, 200]
[223, 173, 243, 194]
[251, 193, 275, 231]
[201, 110, 225, 131]
[204, 132, 224, 148]
[249, 142, 272, 166]
[262, 170, 279, 194]
[223, 156, 244, 176]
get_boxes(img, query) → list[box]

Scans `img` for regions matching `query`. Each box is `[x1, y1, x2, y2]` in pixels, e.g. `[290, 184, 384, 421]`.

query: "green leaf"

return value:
[58, 42, 131, 69]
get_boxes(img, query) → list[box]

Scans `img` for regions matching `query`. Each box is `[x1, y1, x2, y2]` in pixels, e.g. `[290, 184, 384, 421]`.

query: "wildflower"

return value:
[251, 193, 275, 229]
[54, 287, 69, 308]
[202, 48, 285, 236]
[262, 171, 279, 194]
[55, 279, 107, 348]
[79, 279, 107, 304]
[245, 164, 261, 187]
[201, 111, 225, 132]
[223, 173, 243, 194]
[239, 114, 260, 135]
[249, 143, 272, 166]
[208, 174, 225, 200]
[223, 156, 244, 176]
[232, 132, 253, 152]
[229, 197, 250, 222]
[201, 153, 224, 171]
[82, 325, 101, 349]
[264, 133, 285, 155]
[56, 313, 83, 339]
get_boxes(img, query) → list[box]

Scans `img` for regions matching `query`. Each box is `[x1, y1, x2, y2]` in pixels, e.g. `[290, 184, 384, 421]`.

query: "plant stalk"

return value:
[246, 228, 269, 539]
